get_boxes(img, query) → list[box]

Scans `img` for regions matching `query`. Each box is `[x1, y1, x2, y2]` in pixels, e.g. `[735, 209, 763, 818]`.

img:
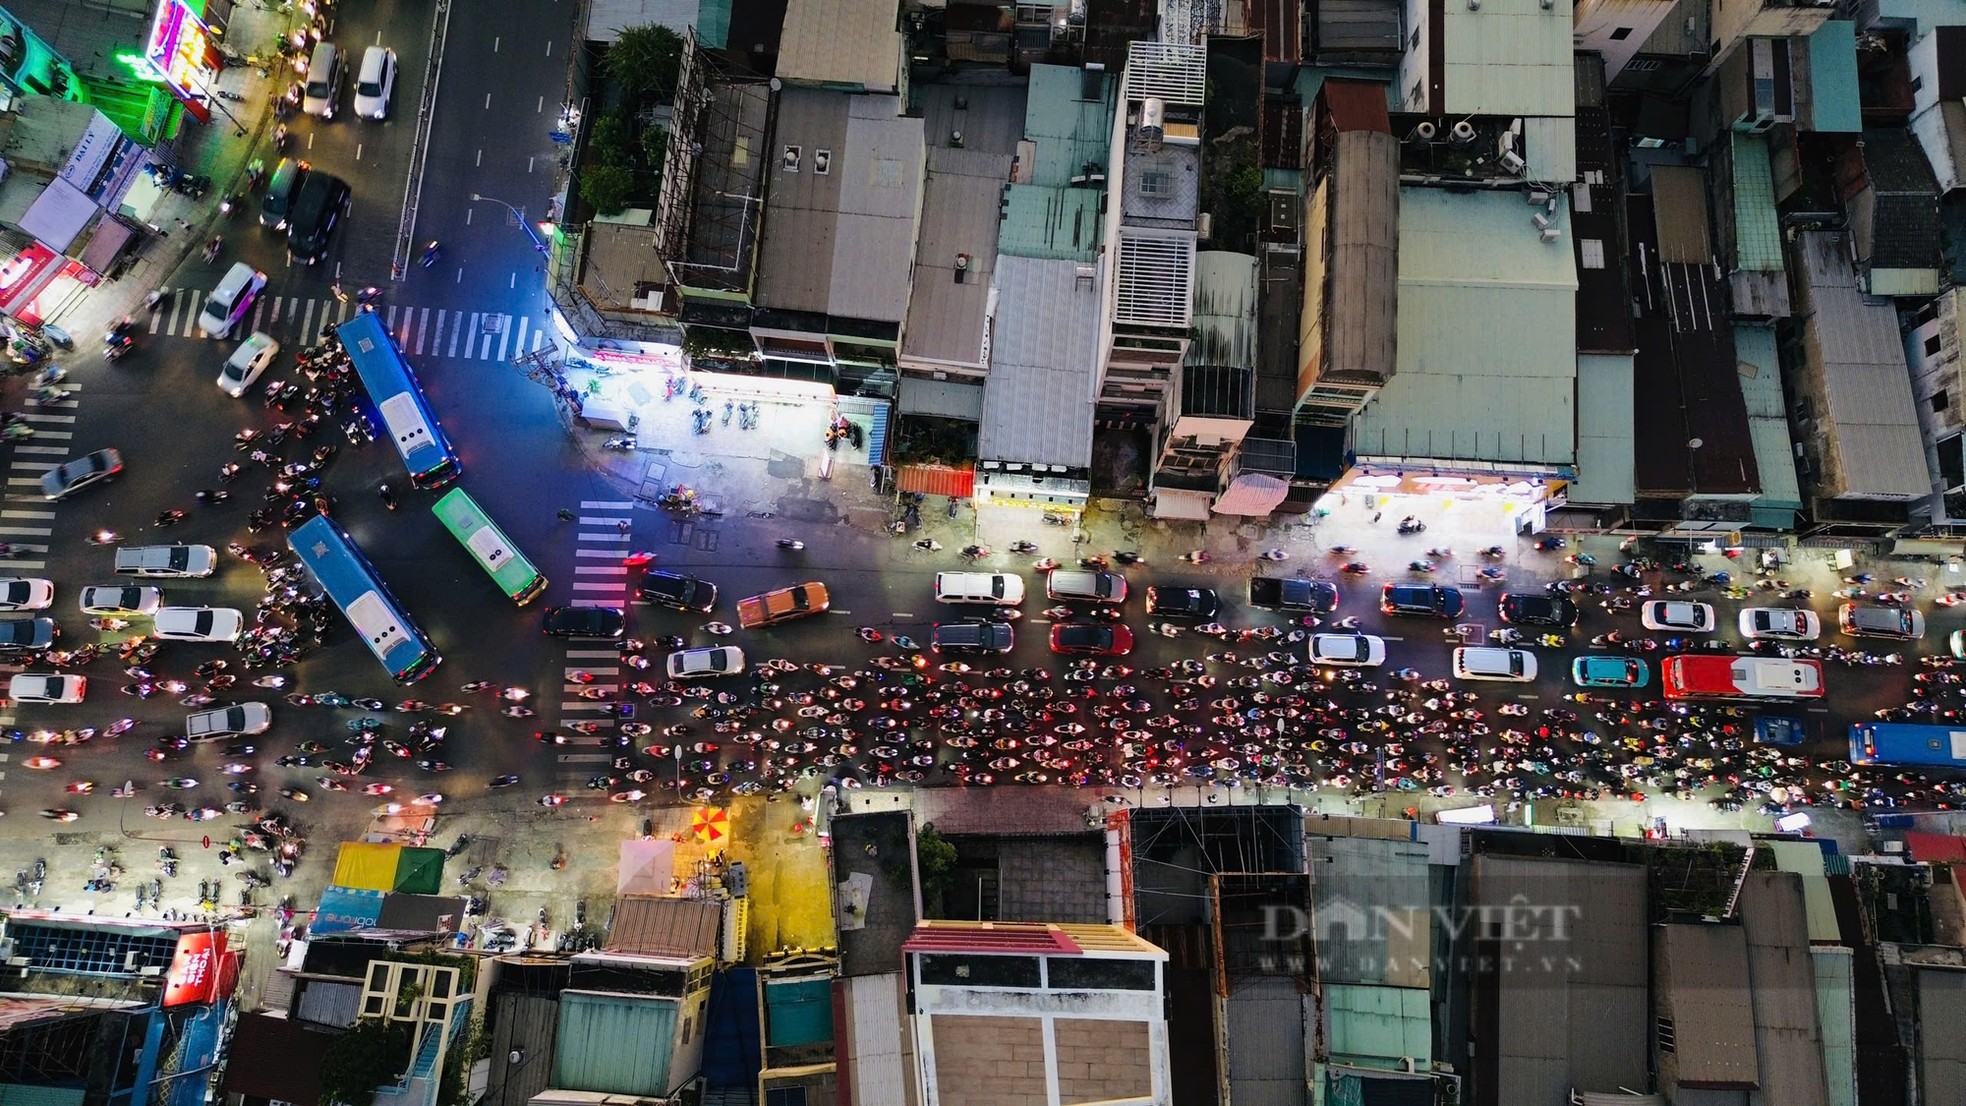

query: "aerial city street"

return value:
[0, 0, 1965, 1102]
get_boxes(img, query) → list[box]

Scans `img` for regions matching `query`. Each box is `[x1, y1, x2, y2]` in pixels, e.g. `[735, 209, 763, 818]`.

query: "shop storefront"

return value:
[1327, 464, 1569, 534]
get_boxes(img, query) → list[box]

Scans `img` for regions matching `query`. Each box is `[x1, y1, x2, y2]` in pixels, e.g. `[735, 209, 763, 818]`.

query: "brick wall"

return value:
[1054, 1017, 1152, 1104]
[931, 1014, 1049, 1106]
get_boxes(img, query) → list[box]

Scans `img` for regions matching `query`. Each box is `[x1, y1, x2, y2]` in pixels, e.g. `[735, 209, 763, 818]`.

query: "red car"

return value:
[1049, 622, 1134, 656]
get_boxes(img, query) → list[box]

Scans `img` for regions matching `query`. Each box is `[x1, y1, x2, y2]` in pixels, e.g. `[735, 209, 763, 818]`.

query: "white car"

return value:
[1738, 607, 1822, 641]
[79, 585, 163, 617]
[1307, 633, 1387, 667]
[217, 332, 280, 397]
[0, 578, 54, 611]
[9, 672, 85, 704]
[666, 645, 746, 680]
[353, 45, 397, 119]
[1641, 600, 1716, 633]
[153, 606, 245, 642]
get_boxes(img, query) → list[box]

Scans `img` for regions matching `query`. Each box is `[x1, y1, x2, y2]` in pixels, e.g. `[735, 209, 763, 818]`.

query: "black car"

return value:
[637, 571, 717, 614]
[286, 171, 351, 264]
[930, 620, 1013, 654]
[0, 616, 57, 652]
[1498, 592, 1579, 628]
[1144, 586, 1220, 619]
[541, 605, 626, 639]
[1379, 583, 1465, 619]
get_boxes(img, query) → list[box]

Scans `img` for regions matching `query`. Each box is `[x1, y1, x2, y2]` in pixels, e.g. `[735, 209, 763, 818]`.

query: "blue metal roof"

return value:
[764, 978, 833, 1047]
[1808, 22, 1863, 134]
[1023, 64, 1115, 189]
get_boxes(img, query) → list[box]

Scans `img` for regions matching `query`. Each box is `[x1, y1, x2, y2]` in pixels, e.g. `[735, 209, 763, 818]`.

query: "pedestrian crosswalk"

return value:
[145, 292, 560, 364]
[553, 501, 639, 782]
[0, 392, 80, 573]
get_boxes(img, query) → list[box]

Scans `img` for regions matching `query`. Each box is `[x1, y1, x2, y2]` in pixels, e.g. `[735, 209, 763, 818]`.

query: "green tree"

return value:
[917, 824, 958, 902]
[319, 1018, 413, 1106]
[604, 25, 684, 103]
[581, 164, 635, 216]
[641, 125, 669, 172]
[590, 111, 633, 168]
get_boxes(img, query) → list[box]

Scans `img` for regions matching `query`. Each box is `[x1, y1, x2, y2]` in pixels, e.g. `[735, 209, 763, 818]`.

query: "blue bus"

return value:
[1849, 722, 1966, 769]
[336, 312, 460, 490]
[288, 515, 440, 683]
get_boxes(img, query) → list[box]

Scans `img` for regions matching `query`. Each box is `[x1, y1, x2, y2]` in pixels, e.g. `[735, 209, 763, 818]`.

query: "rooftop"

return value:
[979, 256, 1100, 467]
[1440, 0, 1576, 118]
[1734, 325, 1805, 510]
[553, 991, 681, 1097]
[755, 90, 925, 323]
[1189, 251, 1259, 372]
[3, 0, 144, 81]
[902, 921, 1165, 957]
[1793, 229, 1931, 500]
[605, 895, 723, 961]
[775, 0, 903, 92]
[900, 83, 1025, 369]
[1351, 187, 1578, 467]
[831, 810, 922, 978]
[1739, 872, 1833, 1106]
[1658, 924, 1760, 1088]
[999, 186, 1105, 262]
[589, 0, 699, 39]
[1306, 835, 1433, 989]
[1119, 41, 1209, 106]
[1023, 64, 1119, 190]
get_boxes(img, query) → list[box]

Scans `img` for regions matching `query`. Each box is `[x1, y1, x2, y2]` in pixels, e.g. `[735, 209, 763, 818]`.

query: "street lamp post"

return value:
[470, 193, 548, 254]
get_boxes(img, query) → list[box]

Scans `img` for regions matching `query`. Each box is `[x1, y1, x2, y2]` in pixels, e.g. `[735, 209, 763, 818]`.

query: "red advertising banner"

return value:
[161, 929, 236, 1007]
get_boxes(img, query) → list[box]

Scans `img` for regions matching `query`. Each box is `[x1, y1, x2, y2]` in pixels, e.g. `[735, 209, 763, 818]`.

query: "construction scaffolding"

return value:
[656, 32, 774, 298]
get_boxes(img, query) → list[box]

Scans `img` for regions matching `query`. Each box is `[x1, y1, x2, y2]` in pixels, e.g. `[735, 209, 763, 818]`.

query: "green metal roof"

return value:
[552, 992, 678, 1096]
[1730, 134, 1786, 273]
[1442, 0, 1575, 118]
[1352, 187, 1578, 467]
[1023, 64, 1115, 189]
[1811, 948, 1858, 1106]
[0, 1086, 84, 1106]
[764, 978, 834, 1048]
[1733, 325, 1804, 510]
[696, 0, 732, 48]
[1808, 22, 1863, 134]
[1325, 985, 1432, 1069]
[1572, 354, 1636, 506]
[998, 185, 1102, 262]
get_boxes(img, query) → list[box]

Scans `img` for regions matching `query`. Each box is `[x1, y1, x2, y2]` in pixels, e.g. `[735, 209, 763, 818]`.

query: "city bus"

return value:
[288, 514, 440, 683]
[1660, 654, 1825, 701]
[336, 312, 460, 490]
[431, 487, 547, 605]
[1849, 722, 1966, 769]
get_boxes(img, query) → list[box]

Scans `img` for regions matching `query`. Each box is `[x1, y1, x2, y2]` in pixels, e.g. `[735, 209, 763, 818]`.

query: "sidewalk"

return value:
[44, 2, 299, 345]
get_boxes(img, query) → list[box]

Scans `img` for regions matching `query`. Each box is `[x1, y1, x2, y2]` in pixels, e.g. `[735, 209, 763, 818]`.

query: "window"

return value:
[781, 145, 801, 172]
[1047, 957, 1158, 991]
[1627, 58, 1662, 72]
[1409, 27, 1420, 49]
[680, 1016, 693, 1044]
[918, 954, 1042, 988]
[1609, 26, 1632, 39]
[1934, 389, 1950, 414]
[1913, 74, 1925, 93]
[1928, 334, 1945, 356]
[1138, 169, 1171, 197]
[765, 1090, 810, 1106]
[1580, 239, 1606, 269]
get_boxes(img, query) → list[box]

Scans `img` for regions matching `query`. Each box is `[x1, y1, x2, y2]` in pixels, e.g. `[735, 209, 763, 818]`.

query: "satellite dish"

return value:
[1688, 438, 1704, 450]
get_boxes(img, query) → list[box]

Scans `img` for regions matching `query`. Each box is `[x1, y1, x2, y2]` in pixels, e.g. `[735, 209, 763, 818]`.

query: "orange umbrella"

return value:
[691, 806, 728, 846]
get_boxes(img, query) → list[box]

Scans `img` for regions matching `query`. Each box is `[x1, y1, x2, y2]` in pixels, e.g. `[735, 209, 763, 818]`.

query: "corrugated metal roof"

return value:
[1352, 187, 1577, 467]
[1324, 79, 1391, 133]
[999, 186, 1103, 262]
[1920, 968, 1966, 1093]
[897, 381, 983, 421]
[1659, 925, 1760, 1087]
[605, 895, 722, 960]
[1731, 134, 1786, 272]
[1522, 117, 1577, 183]
[776, 0, 903, 91]
[588, 0, 697, 40]
[1024, 64, 1116, 189]
[764, 977, 835, 1047]
[1441, 0, 1575, 116]
[220, 1014, 333, 1106]
[840, 973, 912, 1106]
[1307, 835, 1432, 988]
[1768, 839, 1842, 942]
[1476, 856, 1647, 1105]
[1651, 166, 1712, 264]
[904, 144, 1014, 368]
[484, 993, 560, 1106]
[1811, 949, 1858, 1106]
[1794, 230, 1930, 499]
[1572, 353, 1636, 505]
[1224, 976, 1307, 1105]
[0, 1086, 83, 1106]
[1809, 22, 1863, 133]
[1191, 252, 1259, 372]
[979, 256, 1099, 466]
[756, 91, 925, 323]
[1325, 984, 1431, 1067]
[1911, 99, 1966, 195]
[1314, 0, 1403, 55]
[295, 979, 362, 1028]
[1318, 130, 1398, 386]
[552, 991, 679, 1096]
[1734, 326, 1804, 510]
[1740, 872, 1832, 1106]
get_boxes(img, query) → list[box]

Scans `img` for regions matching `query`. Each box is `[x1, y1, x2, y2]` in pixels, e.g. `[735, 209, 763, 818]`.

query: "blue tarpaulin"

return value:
[311, 886, 385, 934]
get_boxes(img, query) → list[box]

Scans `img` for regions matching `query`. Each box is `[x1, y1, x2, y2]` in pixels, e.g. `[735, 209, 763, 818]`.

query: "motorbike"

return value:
[1259, 549, 1290, 561]
[1008, 540, 1038, 554]
[87, 530, 120, 545]
[378, 483, 397, 511]
[603, 436, 637, 451]
[1408, 560, 1436, 573]
[1341, 562, 1371, 575]
[776, 539, 805, 550]
[1396, 517, 1426, 534]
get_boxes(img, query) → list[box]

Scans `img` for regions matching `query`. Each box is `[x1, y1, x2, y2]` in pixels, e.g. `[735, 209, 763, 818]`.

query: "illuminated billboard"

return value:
[161, 928, 240, 1007]
[140, 0, 214, 124]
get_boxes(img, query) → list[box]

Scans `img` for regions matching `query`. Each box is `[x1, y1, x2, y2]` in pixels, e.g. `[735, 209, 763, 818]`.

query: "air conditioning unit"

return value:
[5, 957, 29, 967]
[139, 966, 164, 978]
[1532, 212, 1553, 231]
[1500, 150, 1526, 174]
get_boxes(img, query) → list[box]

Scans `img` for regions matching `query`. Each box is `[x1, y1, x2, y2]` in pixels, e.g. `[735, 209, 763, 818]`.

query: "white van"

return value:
[197, 263, 266, 338]
[301, 42, 342, 118]
[1451, 646, 1538, 682]
[186, 702, 271, 740]
[933, 572, 1025, 606]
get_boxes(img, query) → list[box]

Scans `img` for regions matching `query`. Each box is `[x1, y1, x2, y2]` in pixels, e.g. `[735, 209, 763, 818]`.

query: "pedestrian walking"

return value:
[617, 520, 630, 535]
[557, 508, 574, 522]
[175, 218, 193, 233]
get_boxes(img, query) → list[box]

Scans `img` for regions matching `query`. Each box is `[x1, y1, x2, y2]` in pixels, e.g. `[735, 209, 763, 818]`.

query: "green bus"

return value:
[431, 487, 547, 605]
